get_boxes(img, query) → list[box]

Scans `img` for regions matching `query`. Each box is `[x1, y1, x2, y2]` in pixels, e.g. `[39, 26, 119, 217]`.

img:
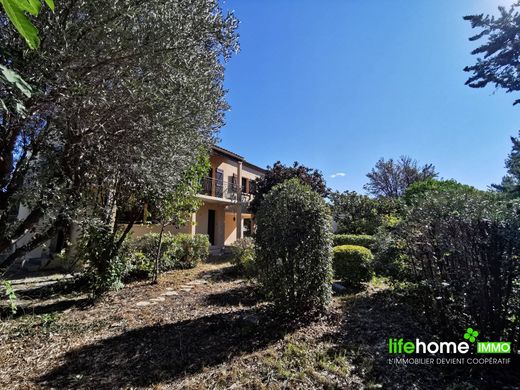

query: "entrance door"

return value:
[215, 169, 224, 198]
[208, 209, 216, 245]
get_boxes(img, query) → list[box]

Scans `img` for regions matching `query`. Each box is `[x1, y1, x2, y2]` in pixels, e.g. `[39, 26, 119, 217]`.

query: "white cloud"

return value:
[331, 172, 346, 178]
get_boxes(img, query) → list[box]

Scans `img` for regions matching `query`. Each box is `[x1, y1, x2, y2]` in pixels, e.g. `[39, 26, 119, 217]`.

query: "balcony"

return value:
[199, 177, 252, 203]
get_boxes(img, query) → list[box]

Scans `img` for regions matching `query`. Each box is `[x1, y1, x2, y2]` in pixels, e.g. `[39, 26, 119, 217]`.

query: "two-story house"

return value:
[131, 146, 265, 250]
[8, 145, 264, 272]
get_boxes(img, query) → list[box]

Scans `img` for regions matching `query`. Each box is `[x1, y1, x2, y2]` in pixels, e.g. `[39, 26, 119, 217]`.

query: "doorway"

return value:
[208, 209, 216, 245]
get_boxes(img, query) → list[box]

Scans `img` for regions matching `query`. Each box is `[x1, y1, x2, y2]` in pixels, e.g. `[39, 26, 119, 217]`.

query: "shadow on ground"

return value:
[327, 289, 520, 389]
[197, 264, 241, 283]
[205, 284, 263, 307]
[38, 307, 291, 389]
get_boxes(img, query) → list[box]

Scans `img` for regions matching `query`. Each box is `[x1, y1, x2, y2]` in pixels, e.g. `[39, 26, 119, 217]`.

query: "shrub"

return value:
[76, 221, 131, 295]
[2, 281, 17, 315]
[371, 215, 411, 280]
[398, 186, 520, 349]
[333, 234, 375, 248]
[255, 178, 333, 313]
[333, 245, 374, 287]
[230, 237, 256, 277]
[127, 233, 209, 274]
[172, 233, 210, 269]
[330, 191, 399, 235]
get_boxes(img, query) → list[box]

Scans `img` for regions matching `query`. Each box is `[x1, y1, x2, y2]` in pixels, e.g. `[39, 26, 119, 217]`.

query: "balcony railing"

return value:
[199, 177, 252, 203]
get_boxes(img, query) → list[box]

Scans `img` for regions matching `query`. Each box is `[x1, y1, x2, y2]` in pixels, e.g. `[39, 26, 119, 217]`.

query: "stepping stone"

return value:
[180, 285, 193, 289]
[162, 291, 179, 296]
[150, 297, 166, 302]
[180, 288, 192, 292]
[188, 279, 207, 285]
[165, 287, 174, 291]
[136, 301, 153, 307]
[332, 282, 347, 294]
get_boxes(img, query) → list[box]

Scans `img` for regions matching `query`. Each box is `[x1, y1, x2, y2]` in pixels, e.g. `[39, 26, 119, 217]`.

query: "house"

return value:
[123, 145, 265, 250]
[8, 145, 265, 272]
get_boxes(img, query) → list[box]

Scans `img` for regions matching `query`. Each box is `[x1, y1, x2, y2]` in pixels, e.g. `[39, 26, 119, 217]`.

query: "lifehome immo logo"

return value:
[387, 327, 512, 365]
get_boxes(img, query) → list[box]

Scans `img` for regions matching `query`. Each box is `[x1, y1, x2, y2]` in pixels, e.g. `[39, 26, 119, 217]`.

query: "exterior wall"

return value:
[241, 164, 264, 181]
[208, 156, 264, 196]
[130, 222, 191, 237]
[210, 155, 238, 185]
[195, 202, 226, 247]
[224, 211, 237, 245]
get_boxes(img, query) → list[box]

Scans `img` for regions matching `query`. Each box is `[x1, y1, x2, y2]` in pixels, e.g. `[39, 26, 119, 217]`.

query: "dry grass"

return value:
[1, 263, 518, 389]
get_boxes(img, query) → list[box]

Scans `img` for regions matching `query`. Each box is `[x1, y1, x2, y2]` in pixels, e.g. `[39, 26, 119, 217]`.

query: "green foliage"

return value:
[230, 237, 256, 277]
[147, 152, 209, 227]
[372, 221, 410, 280]
[403, 179, 478, 205]
[255, 178, 333, 313]
[2, 280, 17, 315]
[493, 131, 520, 197]
[330, 191, 398, 235]
[333, 245, 374, 287]
[0, 0, 238, 273]
[250, 161, 329, 214]
[397, 185, 520, 348]
[39, 312, 59, 329]
[332, 234, 375, 248]
[464, 4, 520, 105]
[146, 153, 209, 282]
[127, 233, 209, 276]
[173, 233, 210, 269]
[0, 0, 54, 49]
[365, 156, 438, 198]
[76, 222, 130, 296]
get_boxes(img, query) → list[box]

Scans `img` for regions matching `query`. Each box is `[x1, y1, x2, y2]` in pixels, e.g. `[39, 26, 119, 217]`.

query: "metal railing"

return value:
[199, 177, 252, 202]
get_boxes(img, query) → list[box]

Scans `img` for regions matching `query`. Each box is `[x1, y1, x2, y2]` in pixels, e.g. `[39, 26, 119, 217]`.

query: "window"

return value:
[244, 218, 252, 237]
[249, 180, 257, 194]
[242, 177, 248, 193]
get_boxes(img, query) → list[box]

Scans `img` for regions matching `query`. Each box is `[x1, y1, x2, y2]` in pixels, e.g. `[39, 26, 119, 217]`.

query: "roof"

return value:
[212, 145, 244, 161]
[211, 145, 266, 174]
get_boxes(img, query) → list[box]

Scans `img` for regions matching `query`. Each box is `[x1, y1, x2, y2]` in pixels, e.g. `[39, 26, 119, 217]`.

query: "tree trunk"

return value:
[153, 223, 165, 284]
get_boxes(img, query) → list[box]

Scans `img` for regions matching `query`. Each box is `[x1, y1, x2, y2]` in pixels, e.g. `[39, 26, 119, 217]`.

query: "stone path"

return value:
[135, 279, 208, 307]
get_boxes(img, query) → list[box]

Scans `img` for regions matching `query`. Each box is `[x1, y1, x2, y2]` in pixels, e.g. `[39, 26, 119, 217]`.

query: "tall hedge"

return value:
[399, 186, 520, 349]
[333, 234, 375, 248]
[255, 178, 333, 313]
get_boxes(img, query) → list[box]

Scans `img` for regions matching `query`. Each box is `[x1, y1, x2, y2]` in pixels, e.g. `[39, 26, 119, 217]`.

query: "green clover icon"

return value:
[464, 328, 479, 343]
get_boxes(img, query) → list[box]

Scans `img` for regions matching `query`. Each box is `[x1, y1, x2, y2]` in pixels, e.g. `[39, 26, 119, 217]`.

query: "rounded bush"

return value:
[255, 178, 333, 313]
[333, 245, 374, 287]
[333, 234, 375, 248]
[230, 237, 256, 277]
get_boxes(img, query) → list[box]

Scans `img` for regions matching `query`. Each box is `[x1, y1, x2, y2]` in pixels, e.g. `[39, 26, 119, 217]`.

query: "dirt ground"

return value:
[1, 261, 519, 389]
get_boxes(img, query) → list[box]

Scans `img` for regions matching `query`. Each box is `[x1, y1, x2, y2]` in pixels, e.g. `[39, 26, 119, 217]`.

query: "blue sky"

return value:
[219, 0, 519, 193]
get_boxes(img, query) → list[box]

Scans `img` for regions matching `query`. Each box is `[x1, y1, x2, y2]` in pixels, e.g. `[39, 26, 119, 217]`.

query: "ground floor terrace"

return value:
[130, 197, 253, 250]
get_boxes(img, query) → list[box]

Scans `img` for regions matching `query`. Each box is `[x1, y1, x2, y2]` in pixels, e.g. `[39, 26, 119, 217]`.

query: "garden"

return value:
[2, 167, 520, 388]
[1, 1, 520, 389]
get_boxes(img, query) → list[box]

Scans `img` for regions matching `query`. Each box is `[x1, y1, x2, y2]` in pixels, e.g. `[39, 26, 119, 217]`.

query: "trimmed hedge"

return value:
[256, 178, 333, 313]
[333, 234, 375, 248]
[127, 233, 209, 276]
[333, 245, 374, 287]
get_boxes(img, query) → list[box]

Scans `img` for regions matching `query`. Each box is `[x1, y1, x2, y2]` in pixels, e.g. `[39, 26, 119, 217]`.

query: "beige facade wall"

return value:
[130, 150, 264, 248]
[130, 222, 191, 238]
[224, 211, 237, 245]
[209, 156, 264, 194]
[195, 202, 226, 247]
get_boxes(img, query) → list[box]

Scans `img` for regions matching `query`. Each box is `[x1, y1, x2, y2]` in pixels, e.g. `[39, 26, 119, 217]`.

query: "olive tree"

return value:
[255, 178, 333, 313]
[0, 0, 239, 278]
